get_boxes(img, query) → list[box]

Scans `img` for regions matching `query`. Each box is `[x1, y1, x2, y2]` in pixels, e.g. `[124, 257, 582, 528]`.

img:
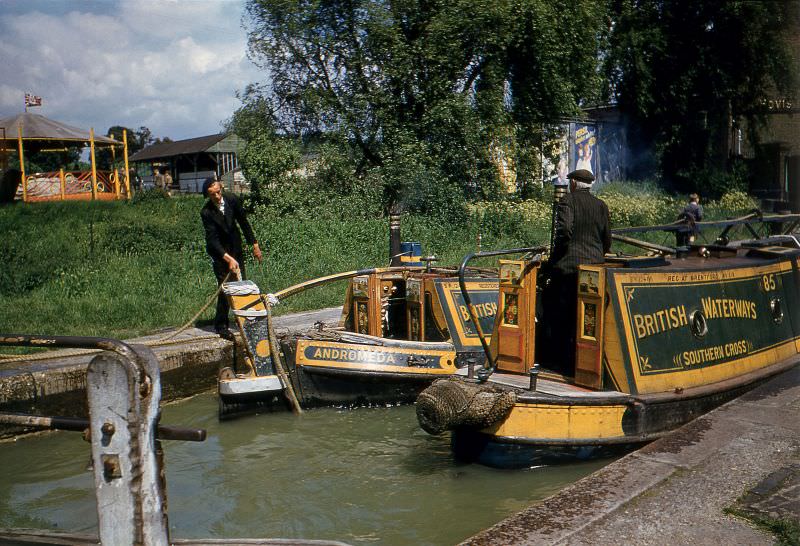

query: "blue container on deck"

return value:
[399, 242, 423, 266]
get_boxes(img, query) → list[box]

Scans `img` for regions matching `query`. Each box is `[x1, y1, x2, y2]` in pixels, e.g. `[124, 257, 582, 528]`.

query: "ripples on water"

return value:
[0, 393, 611, 544]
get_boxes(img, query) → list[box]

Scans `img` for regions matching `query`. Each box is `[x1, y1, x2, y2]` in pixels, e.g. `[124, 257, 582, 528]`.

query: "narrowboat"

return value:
[217, 250, 520, 417]
[415, 214, 800, 468]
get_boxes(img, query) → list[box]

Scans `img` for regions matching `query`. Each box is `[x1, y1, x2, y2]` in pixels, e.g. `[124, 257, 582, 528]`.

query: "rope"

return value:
[264, 298, 304, 415]
[157, 271, 232, 342]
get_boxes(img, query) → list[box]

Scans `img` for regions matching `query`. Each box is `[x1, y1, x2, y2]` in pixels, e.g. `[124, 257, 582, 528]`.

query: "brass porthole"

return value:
[689, 310, 708, 338]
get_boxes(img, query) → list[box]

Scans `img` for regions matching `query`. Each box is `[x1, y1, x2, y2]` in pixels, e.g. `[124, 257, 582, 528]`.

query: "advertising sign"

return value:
[573, 124, 597, 176]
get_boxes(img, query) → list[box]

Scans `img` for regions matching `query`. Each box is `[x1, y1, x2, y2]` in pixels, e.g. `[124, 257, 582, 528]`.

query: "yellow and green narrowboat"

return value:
[217, 255, 519, 417]
[416, 215, 800, 467]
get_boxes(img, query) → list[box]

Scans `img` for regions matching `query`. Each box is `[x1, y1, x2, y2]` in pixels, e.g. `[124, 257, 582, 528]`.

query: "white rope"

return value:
[233, 309, 268, 318]
[222, 280, 261, 296]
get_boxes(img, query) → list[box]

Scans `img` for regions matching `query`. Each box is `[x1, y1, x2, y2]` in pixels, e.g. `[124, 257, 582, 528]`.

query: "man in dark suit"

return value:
[542, 169, 611, 375]
[201, 178, 263, 336]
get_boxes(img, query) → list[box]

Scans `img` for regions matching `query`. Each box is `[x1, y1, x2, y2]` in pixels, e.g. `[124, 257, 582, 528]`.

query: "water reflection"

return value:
[0, 393, 612, 544]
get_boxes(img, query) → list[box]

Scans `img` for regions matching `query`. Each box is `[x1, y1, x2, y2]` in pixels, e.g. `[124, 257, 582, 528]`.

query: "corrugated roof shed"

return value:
[130, 133, 237, 161]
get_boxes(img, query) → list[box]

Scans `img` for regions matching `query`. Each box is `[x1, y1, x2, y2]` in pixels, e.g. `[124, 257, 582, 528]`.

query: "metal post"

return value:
[550, 182, 568, 250]
[59, 168, 66, 200]
[17, 124, 26, 202]
[389, 205, 402, 266]
[123, 129, 131, 199]
[529, 363, 540, 391]
[87, 346, 170, 545]
[89, 128, 98, 200]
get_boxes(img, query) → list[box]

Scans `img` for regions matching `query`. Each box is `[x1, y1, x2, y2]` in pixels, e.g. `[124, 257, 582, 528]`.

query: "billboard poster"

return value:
[541, 125, 570, 187]
[573, 124, 597, 177]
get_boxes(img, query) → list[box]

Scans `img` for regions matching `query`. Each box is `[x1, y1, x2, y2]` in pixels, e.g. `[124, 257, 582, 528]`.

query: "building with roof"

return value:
[130, 133, 245, 193]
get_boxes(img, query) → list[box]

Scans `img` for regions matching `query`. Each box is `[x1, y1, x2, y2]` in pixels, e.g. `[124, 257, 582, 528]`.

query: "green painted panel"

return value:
[608, 264, 796, 377]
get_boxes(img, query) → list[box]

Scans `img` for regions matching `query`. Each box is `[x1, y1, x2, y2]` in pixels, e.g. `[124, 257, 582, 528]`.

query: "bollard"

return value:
[529, 364, 540, 391]
[87, 345, 170, 546]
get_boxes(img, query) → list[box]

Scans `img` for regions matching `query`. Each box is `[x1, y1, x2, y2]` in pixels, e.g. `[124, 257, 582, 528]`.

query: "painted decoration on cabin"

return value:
[407, 279, 421, 302]
[500, 261, 523, 285]
[579, 269, 600, 294]
[409, 307, 421, 341]
[582, 302, 597, 338]
[610, 264, 798, 376]
[503, 293, 519, 326]
[356, 302, 369, 334]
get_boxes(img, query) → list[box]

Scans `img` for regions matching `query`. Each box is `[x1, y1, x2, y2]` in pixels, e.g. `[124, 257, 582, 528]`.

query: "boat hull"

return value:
[451, 356, 797, 468]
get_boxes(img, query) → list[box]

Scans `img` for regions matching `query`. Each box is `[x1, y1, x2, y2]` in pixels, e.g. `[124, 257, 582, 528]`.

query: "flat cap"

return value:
[567, 169, 595, 183]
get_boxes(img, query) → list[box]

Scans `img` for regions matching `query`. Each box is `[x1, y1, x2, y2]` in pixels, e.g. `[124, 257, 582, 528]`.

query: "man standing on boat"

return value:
[201, 177, 263, 338]
[543, 169, 611, 375]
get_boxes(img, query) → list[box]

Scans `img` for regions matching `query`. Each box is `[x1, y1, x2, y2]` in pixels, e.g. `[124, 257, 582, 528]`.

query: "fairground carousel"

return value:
[0, 112, 132, 202]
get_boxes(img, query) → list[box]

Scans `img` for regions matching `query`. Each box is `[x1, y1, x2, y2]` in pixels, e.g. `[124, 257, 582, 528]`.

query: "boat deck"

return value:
[455, 368, 630, 400]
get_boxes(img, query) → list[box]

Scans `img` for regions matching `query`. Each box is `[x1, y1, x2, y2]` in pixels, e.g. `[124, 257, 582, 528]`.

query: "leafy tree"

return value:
[604, 0, 796, 192]
[226, 86, 277, 142]
[95, 126, 170, 169]
[243, 0, 609, 211]
[19, 149, 82, 173]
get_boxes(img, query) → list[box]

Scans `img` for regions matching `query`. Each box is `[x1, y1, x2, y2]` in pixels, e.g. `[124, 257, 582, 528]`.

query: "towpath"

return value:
[464, 364, 800, 545]
[0, 307, 342, 425]
[0, 307, 342, 378]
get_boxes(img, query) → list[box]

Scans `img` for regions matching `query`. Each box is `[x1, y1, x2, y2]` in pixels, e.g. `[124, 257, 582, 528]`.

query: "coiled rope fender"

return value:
[416, 377, 516, 435]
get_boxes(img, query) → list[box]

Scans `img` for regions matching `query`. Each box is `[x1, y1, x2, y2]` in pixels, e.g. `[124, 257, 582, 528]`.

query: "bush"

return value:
[704, 190, 760, 219]
[597, 181, 681, 227]
[131, 188, 171, 203]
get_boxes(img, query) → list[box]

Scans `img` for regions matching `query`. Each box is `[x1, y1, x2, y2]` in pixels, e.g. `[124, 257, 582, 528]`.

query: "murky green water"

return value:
[0, 393, 611, 544]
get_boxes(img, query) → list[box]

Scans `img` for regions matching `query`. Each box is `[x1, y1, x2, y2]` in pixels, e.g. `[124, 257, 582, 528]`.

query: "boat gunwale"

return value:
[299, 364, 451, 381]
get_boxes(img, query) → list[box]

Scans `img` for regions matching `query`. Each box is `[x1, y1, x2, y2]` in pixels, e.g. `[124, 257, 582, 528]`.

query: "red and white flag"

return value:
[24, 93, 42, 107]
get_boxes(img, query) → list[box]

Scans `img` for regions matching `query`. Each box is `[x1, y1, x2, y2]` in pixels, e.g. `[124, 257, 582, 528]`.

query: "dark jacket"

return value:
[680, 202, 703, 223]
[200, 192, 257, 262]
[550, 188, 611, 275]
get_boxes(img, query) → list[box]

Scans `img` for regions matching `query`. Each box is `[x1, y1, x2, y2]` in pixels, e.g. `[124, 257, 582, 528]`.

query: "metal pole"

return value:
[123, 129, 131, 199]
[59, 168, 66, 200]
[17, 124, 26, 202]
[89, 128, 98, 200]
[389, 205, 402, 266]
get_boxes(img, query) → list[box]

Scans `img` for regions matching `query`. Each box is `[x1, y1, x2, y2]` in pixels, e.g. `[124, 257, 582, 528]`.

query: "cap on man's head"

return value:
[202, 177, 219, 198]
[567, 169, 595, 183]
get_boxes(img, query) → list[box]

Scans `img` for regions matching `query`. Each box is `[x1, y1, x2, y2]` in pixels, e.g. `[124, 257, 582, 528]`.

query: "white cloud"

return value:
[0, 0, 263, 140]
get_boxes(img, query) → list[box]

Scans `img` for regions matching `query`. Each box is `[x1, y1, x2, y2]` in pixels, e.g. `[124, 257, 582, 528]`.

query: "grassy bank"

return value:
[0, 185, 759, 341]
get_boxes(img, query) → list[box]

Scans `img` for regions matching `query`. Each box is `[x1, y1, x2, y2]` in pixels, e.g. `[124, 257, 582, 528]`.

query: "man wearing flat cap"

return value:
[543, 168, 611, 375]
[200, 177, 262, 337]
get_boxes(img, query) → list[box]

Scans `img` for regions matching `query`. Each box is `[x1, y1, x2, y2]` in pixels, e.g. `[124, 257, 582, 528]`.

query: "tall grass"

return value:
[0, 185, 761, 341]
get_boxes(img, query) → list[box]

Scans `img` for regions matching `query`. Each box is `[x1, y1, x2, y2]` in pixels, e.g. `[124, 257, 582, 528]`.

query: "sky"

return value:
[0, 0, 264, 141]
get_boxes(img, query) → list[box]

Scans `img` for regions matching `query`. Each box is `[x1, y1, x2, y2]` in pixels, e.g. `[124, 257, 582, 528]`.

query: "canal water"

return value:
[0, 393, 612, 544]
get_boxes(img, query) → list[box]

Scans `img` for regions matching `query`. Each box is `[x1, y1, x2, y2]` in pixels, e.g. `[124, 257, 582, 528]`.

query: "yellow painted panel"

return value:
[488, 403, 628, 440]
[631, 338, 796, 394]
[601, 305, 630, 392]
[230, 294, 265, 311]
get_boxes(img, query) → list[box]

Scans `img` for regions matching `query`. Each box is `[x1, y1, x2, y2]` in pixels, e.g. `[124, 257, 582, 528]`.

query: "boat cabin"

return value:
[492, 243, 800, 395]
